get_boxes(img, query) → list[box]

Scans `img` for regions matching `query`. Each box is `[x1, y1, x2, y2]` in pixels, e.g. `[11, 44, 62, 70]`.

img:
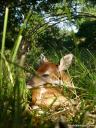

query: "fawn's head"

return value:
[27, 54, 74, 89]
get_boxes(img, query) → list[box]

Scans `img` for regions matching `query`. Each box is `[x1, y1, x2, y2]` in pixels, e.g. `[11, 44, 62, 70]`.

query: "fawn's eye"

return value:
[42, 74, 49, 77]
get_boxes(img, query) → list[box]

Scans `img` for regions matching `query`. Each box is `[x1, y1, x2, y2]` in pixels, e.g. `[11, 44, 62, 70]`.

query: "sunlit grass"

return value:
[0, 7, 31, 128]
[0, 7, 96, 128]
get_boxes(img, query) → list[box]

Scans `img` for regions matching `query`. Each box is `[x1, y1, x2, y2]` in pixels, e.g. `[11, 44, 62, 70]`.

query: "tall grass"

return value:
[0, 7, 9, 94]
[0, 7, 96, 128]
[0, 7, 31, 128]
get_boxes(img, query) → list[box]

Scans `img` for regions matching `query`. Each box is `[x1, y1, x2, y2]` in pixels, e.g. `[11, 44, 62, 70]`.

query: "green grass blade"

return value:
[1, 7, 9, 55]
[12, 35, 22, 62]
[0, 7, 9, 90]
[2, 54, 14, 86]
[11, 10, 31, 63]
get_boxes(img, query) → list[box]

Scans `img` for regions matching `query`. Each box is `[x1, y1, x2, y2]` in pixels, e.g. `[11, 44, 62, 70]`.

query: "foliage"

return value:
[0, 0, 96, 127]
[0, 0, 96, 50]
[76, 20, 96, 50]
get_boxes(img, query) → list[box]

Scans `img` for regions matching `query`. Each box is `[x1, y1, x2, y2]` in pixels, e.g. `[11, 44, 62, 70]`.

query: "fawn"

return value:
[27, 54, 75, 109]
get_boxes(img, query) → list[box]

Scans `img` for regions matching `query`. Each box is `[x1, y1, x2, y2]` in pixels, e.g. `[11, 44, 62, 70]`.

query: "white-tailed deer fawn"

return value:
[27, 54, 75, 109]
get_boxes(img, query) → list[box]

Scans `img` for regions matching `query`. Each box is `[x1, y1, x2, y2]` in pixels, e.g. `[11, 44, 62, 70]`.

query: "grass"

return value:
[0, 7, 96, 128]
[70, 50, 96, 125]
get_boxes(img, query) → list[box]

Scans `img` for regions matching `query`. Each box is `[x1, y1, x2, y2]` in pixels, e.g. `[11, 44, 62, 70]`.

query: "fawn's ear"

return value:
[40, 53, 49, 64]
[58, 54, 73, 71]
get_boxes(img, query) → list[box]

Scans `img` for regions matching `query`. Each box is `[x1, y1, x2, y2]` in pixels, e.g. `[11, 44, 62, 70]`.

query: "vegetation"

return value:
[0, 0, 96, 127]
